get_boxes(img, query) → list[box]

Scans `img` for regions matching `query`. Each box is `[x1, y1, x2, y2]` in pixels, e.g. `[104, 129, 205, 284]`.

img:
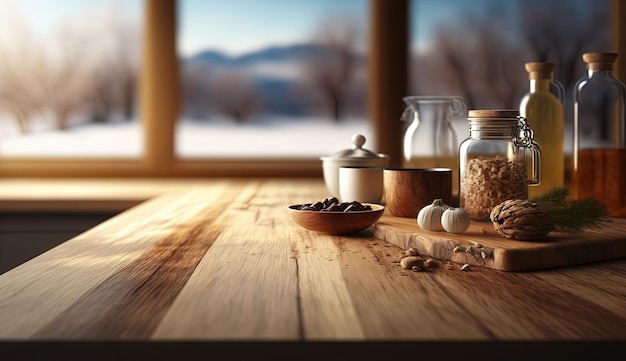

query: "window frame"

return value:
[0, 0, 622, 178]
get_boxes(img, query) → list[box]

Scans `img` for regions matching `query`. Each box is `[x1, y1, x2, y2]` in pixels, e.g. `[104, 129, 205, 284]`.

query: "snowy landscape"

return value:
[0, 116, 374, 158]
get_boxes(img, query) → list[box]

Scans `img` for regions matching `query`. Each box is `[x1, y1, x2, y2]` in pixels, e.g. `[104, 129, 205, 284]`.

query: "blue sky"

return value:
[178, 0, 369, 56]
[2, 0, 505, 56]
[179, 0, 480, 54]
[179, 0, 495, 56]
[178, 0, 521, 57]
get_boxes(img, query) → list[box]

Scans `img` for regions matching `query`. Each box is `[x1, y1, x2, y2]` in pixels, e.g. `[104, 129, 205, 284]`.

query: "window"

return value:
[0, 0, 621, 178]
[0, 0, 143, 158]
[176, 0, 371, 158]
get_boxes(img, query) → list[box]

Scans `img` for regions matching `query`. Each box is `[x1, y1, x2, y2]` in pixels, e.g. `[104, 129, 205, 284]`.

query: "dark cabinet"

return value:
[0, 212, 118, 274]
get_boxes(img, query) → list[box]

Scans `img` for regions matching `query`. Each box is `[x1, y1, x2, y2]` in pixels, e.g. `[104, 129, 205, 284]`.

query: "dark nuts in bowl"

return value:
[288, 197, 385, 235]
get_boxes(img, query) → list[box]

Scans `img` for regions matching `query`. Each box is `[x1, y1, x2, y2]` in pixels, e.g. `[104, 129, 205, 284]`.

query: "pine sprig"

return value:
[530, 187, 570, 208]
[542, 197, 612, 233]
[531, 187, 612, 234]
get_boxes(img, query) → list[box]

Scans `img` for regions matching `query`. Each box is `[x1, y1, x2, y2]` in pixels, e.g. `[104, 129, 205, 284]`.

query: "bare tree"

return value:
[47, 4, 142, 125]
[181, 60, 212, 118]
[41, 25, 94, 130]
[518, 0, 608, 89]
[88, 69, 120, 123]
[0, 34, 48, 134]
[413, 5, 528, 110]
[111, 16, 141, 121]
[300, 15, 364, 122]
[0, 2, 141, 133]
[411, 0, 609, 112]
[208, 70, 260, 123]
[85, 9, 141, 123]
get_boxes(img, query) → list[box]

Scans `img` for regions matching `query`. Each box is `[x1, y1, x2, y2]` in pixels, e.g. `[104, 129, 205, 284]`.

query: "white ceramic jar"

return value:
[338, 166, 384, 203]
[320, 134, 389, 198]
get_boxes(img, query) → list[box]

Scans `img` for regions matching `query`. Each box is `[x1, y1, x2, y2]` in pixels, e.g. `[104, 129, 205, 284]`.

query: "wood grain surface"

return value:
[0, 178, 625, 342]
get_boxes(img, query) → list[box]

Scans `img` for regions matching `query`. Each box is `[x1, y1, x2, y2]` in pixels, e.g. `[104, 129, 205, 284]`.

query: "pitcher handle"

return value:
[400, 106, 414, 122]
[450, 96, 468, 119]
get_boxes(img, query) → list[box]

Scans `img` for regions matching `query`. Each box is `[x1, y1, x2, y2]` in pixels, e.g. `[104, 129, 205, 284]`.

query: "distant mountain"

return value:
[187, 43, 326, 67]
[181, 43, 367, 117]
[189, 50, 232, 65]
[233, 44, 326, 65]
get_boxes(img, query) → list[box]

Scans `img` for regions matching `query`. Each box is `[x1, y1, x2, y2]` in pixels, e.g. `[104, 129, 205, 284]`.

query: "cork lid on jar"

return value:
[468, 109, 519, 119]
[525, 62, 556, 80]
[583, 52, 618, 71]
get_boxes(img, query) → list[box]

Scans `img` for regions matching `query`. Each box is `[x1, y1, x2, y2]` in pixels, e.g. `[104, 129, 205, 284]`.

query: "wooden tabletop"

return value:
[0, 178, 625, 345]
[0, 177, 209, 212]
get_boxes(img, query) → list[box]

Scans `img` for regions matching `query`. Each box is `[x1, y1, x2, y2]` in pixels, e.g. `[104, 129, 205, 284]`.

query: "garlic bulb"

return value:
[441, 207, 471, 234]
[417, 199, 449, 231]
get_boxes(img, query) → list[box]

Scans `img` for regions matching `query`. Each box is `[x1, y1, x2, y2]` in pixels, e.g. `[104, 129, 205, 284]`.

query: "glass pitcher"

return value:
[401, 95, 468, 203]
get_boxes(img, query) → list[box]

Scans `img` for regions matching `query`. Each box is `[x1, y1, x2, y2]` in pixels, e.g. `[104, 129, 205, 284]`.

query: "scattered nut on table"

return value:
[400, 256, 424, 270]
[424, 258, 438, 269]
[405, 247, 419, 256]
[398, 248, 473, 273]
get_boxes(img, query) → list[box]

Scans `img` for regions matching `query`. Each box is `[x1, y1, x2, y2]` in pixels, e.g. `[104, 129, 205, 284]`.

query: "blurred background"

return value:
[0, 0, 611, 161]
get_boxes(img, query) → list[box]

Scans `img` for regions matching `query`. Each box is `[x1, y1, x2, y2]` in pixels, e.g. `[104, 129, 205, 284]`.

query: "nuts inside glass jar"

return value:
[460, 155, 527, 219]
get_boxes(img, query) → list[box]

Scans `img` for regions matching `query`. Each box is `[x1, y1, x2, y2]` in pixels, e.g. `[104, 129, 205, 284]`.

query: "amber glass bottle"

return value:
[573, 52, 626, 217]
[519, 62, 564, 199]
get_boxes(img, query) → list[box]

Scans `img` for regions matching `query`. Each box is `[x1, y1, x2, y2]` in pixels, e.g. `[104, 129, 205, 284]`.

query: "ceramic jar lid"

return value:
[320, 134, 389, 198]
[320, 134, 388, 163]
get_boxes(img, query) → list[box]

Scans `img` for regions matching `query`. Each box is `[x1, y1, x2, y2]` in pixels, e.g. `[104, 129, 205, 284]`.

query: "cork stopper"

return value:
[468, 109, 519, 118]
[525, 62, 556, 80]
[583, 52, 617, 71]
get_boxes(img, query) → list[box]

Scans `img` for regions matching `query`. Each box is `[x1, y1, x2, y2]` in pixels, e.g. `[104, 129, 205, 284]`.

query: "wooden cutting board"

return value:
[370, 211, 626, 272]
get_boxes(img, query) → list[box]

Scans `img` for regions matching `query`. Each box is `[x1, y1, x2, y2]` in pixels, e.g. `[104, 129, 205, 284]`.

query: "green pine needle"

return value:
[531, 187, 613, 234]
[531, 187, 570, 207]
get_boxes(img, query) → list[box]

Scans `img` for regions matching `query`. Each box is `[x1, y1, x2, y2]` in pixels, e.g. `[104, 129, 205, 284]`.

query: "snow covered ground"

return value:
[0, 116, 375, 158]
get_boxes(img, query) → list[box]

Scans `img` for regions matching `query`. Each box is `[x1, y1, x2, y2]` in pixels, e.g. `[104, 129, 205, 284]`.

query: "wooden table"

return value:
[0, 178, 624, 356]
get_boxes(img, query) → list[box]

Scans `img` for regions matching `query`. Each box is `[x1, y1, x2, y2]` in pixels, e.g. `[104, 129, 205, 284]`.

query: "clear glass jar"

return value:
[459, 110, 541, 220]
[573, 52, 626, 217]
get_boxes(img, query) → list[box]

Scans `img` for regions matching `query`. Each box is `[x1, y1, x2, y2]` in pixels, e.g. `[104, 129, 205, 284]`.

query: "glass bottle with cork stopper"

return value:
[573, 52, 626, 217]
[519, 62, 564, 199]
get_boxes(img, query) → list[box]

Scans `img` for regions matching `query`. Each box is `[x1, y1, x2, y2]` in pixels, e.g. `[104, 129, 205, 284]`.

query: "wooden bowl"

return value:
[288, 203, 385, 235]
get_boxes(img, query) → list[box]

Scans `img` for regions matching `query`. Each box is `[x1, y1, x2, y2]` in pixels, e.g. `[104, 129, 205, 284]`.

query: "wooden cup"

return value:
[383, 168, 452, 218]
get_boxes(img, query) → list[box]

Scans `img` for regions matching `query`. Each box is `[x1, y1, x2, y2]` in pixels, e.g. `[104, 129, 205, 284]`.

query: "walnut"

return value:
[489, 199, 555, 241]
